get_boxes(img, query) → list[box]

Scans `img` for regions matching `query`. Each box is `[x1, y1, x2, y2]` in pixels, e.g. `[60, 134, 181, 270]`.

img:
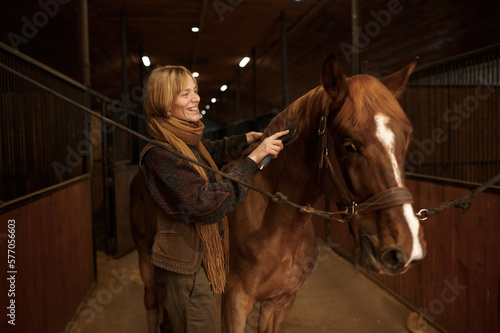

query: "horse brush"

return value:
[258, 123, 298, 170]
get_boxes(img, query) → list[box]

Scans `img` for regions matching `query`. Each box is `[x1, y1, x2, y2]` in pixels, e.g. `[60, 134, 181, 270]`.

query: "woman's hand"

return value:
[246, 131, 263, 144]
[247, 130, 289, 165]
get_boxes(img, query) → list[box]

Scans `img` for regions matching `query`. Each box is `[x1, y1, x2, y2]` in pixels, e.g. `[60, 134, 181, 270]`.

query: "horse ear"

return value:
[382, 57, 418, 99]
[322, 54, 349, 106]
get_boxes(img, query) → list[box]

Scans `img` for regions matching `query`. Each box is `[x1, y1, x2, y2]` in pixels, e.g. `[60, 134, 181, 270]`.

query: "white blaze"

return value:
[374, 114, 423, 264]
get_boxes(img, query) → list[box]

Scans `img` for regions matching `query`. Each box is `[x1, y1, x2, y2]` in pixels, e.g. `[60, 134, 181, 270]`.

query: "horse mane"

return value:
[226, 89, 328, 169]
[262, 86, 330, 139]
[262, 74, 411, 139]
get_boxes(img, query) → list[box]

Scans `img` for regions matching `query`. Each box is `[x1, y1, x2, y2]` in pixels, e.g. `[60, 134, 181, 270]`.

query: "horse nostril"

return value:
[381, 248, 406, 269]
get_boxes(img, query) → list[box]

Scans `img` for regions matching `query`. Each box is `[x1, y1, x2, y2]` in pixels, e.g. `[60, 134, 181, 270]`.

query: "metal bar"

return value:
[1, 47, 88, 202]
[281, 10, 288, 108]
[0, 174, 91, 214]
[100, 100, 113, 253]
[80, 0, 91, 87]
[252, 47, 258, 125]
[405, 173, 500, 194]
[236, 67, 241, 121]
[256, 0, 324, 63]
[130, 47, 144, 164]
[0, 41, 88, 91]
[411, 43, 500, 75]
[120, 6, 128, 99]
[191, 0, 209, 71]
[351, 0, 360, 75]
[80, 0, 92, 176]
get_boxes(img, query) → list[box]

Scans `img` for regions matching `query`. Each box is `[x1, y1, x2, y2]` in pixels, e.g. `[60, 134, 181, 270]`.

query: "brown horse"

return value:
[221, 55, 426, 332]
[130, 55, 426, 333]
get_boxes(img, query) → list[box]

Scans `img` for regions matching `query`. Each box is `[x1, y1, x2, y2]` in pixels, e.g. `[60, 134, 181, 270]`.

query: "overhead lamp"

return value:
[141, 55, 151, 67]
[211, 98, 217, 103]
[239, 57, 250, 68]
[201, 110, 206, 115]
[192, 72, 199, 78]
[206, 105, 211, 110]
[191, 27, 200, 32]
[220, 84, 228, 92]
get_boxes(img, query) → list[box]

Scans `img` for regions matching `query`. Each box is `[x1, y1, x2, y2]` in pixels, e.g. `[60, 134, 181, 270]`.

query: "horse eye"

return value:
[344, 143, 358, 153]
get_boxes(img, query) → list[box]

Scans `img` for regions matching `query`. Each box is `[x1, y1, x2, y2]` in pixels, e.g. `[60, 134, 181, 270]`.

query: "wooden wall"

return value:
[324, 178, 500, 332]
[0, 178, 94, 333]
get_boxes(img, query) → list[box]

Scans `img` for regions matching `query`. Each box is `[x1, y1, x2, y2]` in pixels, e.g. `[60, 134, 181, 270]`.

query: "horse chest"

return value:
[248, 238, 317, 293]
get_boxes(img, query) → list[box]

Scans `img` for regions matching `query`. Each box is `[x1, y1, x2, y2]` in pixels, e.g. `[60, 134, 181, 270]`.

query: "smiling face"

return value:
[144, 65, 200, 120]
[170, 76, 200, 122]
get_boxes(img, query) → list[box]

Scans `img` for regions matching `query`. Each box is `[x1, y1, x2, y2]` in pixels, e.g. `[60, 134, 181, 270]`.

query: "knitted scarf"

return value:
[146, 115, 229, 294]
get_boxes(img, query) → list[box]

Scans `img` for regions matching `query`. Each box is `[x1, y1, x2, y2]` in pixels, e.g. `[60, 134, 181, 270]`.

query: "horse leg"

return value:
[131, 172, 161, 333]
[221, 285, 254, 333]
[257, 294, 297, 333]
[139, 253, 160, 333]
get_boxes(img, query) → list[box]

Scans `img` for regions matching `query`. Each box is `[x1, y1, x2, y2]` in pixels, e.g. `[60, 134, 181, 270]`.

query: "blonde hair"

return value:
[144, 65, 197, 117]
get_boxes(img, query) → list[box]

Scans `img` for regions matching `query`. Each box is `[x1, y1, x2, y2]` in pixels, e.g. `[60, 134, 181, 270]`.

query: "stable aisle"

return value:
[70, 240, 440, 333]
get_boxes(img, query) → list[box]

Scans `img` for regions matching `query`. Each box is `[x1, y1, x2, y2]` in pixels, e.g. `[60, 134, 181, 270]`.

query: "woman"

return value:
[139, 65, 288, 333]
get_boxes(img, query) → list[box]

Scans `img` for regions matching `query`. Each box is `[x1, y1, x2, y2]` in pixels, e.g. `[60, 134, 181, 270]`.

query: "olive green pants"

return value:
[155, 265, 217, 333]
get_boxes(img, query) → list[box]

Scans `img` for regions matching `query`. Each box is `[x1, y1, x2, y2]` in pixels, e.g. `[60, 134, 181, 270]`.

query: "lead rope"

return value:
[0, 63, 341, 221]
[416, 173, 500, 220]
[7, 63, 496, 223]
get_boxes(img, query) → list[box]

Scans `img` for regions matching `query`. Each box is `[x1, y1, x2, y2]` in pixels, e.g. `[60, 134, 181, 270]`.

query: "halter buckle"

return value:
[318, 116, 327, 135]
[346, 202, 358, 217]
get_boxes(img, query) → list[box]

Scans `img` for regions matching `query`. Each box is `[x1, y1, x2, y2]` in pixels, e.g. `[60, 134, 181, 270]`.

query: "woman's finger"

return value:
[268, 129, 289, 140]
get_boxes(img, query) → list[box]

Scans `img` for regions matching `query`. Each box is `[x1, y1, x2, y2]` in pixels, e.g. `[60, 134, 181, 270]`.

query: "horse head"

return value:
[319, 55, 426, 275]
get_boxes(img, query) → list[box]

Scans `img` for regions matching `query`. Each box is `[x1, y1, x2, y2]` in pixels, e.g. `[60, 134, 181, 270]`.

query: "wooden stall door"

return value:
[0, 179, 94, 333]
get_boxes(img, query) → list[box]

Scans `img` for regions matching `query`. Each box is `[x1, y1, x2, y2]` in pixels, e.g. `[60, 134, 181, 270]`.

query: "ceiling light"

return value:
[191, 27, 199, 32]
[206, 105, 211, 110]
[239, 57, 250, 68]
[141, 56, 151, 67]
[192, 72, 199, 78]
[220, 84, 228, 92]
[211, 98, 217, 103]
[201, 110, 206, 115]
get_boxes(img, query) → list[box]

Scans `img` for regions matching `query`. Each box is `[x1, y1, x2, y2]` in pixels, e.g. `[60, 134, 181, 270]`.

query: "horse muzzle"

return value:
[357, 234, 415, 275]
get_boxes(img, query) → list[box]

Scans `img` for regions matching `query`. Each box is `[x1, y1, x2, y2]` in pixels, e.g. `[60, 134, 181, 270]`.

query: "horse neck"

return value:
[255, 86, 330, 221]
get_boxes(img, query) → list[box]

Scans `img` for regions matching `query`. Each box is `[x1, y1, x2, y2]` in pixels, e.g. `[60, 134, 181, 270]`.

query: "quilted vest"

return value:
[139, 143, 203, 274]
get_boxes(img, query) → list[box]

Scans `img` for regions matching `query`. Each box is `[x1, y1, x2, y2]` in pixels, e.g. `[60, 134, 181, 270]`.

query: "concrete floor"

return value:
[70, 240, 439, 333]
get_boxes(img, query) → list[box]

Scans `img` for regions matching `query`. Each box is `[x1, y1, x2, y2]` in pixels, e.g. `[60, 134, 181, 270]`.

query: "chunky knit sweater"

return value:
[140, 134, 259, 225]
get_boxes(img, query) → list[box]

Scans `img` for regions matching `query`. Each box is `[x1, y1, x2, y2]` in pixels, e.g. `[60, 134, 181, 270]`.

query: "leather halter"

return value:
[317, 110, 414, 222]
